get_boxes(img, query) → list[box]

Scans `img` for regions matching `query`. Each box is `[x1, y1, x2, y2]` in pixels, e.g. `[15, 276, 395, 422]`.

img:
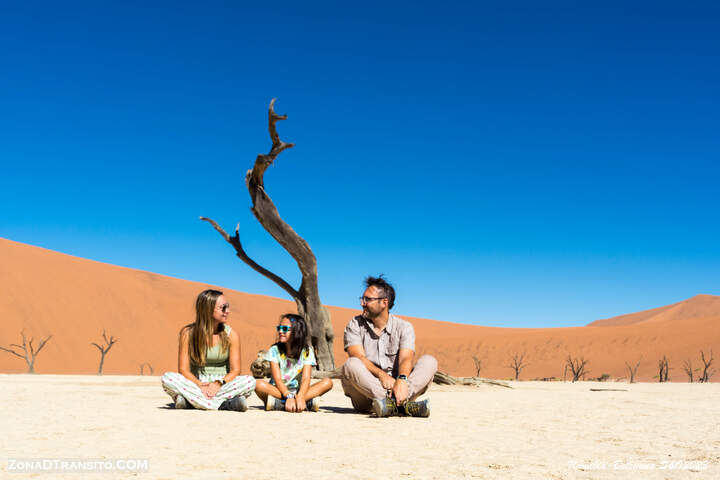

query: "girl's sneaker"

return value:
[265, 396, 284, 411]
[306, 398, 320, 412]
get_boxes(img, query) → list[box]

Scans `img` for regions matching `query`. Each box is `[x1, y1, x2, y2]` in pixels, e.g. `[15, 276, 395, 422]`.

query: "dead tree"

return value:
[472, 356, 483, 377]
[91, 330, 118, 375]
[682, 359, 695, 383]
[0, 331, 52, 373]
[625, 357, 641, 383]
[699, 349, 715, 383]
[201, 99, 334, 371]
[657, 355, 669, 382]
[139, 362, 154, 375]
[565, 355, 588, 382]
[507, 352, 529, 380]
[433, 371, 512, 388]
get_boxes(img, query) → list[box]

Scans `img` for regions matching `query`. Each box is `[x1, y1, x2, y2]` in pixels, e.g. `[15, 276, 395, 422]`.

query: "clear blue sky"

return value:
[2, 2, 718, 327]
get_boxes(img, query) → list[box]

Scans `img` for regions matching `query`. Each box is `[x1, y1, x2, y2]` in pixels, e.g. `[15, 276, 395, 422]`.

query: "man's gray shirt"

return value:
[343, 314, 416, 374]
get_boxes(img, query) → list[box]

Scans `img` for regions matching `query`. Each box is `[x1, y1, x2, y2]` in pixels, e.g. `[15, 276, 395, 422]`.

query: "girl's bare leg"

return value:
[254, 379, 282, 403]
[304, 378, 333, 400]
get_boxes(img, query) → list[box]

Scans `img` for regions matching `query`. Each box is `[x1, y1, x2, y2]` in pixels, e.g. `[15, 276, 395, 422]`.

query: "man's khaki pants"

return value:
[341, 355, 438, 412]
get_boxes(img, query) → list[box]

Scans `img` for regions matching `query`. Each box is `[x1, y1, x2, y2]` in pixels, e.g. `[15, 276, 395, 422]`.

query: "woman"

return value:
[161, 289, 256, 410]
[254, 313, 333, 412]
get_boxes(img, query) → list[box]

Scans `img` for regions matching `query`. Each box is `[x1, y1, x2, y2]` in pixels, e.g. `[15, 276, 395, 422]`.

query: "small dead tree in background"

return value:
[507, 352, 529, 380]
[682, 359, 695, 383]
[657, 355, 670, 382]
[565, 355, 588, 382]
[92, 330, 118, 375]
[201, 99, 335, 371]
[0, 331, 52, 373]
[139, 362, 154, 375]
[625, 357, 641, 383]
[472, 356, 483, 377]
[699, 349, 715, 383]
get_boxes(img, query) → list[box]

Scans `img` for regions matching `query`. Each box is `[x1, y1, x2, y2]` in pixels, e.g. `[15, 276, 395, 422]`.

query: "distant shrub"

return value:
[597, 373, 610, 382]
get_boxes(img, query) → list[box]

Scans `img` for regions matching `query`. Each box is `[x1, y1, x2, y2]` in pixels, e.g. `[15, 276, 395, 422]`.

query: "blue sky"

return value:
[2, 2, 718, 327]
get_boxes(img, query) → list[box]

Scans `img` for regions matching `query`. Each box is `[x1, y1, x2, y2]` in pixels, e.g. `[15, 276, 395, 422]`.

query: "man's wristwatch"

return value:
[397, 374, 408, 381]
[285, 392, 295, 399]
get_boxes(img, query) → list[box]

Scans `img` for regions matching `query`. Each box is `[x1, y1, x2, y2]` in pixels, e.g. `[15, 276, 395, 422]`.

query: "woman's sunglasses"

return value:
[216, 303, 230, 313]
[276, 325, 292, 333]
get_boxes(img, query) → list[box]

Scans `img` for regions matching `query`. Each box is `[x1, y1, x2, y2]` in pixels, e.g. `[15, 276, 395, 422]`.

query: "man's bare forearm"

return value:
[360, 355, 387, 378]
[398, 356, 412, 378]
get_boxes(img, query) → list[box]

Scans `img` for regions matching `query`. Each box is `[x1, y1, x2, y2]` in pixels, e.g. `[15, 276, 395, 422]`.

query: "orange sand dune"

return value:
[588, 294, 720, 327]
[1, 237, 718, 381]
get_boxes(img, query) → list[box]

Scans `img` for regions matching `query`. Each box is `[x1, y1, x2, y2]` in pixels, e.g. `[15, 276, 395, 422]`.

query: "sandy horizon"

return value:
[1, 237, 719, 382]
[1, 374, 718, 479]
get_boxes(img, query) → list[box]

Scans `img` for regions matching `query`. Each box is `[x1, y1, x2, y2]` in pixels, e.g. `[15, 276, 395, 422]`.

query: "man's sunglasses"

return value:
[276, 325, 292, 333]
[359, 296, 386, 304]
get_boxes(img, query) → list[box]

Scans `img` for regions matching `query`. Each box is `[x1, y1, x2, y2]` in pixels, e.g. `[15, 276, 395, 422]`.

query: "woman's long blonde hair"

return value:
[182, 289, 230, 366]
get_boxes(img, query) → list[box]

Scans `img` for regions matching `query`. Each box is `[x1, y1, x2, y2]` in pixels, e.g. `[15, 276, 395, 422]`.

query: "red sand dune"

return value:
[1, 237, 718, 381]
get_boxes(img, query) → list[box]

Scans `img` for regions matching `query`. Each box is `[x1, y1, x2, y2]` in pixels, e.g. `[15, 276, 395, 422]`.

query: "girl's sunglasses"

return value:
[276, 325, 291, 333]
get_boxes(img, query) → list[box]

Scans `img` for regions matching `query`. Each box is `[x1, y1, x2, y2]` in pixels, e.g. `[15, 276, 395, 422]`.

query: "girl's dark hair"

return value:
[275, 313, 309, 360]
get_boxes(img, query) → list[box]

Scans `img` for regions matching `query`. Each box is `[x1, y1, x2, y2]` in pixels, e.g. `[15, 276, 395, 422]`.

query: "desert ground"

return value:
[1, 374, 718, 479]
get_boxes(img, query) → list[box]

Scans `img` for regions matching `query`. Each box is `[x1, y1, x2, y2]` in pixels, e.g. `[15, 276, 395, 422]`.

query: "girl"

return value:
[255, 314, 333, 412]
[161, 289, 256, 411]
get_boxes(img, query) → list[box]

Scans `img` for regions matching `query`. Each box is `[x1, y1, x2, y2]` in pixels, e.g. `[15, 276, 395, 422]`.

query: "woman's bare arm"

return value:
[224, 327, 241, 383]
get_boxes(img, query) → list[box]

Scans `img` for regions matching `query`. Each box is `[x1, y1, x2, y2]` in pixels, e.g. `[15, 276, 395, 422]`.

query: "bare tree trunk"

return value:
[92, 330, 118, 375]
[699, 349, 714, 383]
[658, 355, 669, 382]
[625, 357, 641, 383]
[202, 99, 335, 370]
[565, 355, 588, 382]
[432, 371, 512, 388]
[472, 356, 482, 377]
[0, 331, 52, 373]
[682, 359, 694, 383]
[507, 352, 528, 380]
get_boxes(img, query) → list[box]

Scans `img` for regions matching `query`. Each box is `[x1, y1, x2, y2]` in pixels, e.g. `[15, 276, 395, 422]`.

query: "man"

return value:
[342, 275, 438, 417]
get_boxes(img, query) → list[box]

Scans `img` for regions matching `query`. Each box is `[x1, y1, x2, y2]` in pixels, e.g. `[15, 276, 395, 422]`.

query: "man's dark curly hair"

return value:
[364, 274, 395, 310]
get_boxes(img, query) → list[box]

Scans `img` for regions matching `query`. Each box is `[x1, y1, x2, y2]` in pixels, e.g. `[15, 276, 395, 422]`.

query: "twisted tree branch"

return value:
[199, 216, 300, 300]
[0, 331, 52, 373]
[34, 336, 51, 355]
[248, 98, 295, 189]
[0, 346, 26, 359]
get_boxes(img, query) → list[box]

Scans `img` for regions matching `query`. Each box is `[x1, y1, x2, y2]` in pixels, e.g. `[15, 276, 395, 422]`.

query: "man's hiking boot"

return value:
[373, 397, 430, 417]
[174, 395, 190, 409]
[403, 399, 430, 418]
[372, 397, 399, 417]
[219, 395, 247, 412]
[265, 396, 284, 411]
[307, 398, 320, 412]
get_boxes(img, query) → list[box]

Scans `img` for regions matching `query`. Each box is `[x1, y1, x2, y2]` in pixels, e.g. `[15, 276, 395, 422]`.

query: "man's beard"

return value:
[362, 308, 380, 321]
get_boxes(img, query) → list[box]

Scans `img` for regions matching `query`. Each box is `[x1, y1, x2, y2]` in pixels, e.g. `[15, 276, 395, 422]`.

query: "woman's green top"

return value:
[191, 324, 231, 382]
